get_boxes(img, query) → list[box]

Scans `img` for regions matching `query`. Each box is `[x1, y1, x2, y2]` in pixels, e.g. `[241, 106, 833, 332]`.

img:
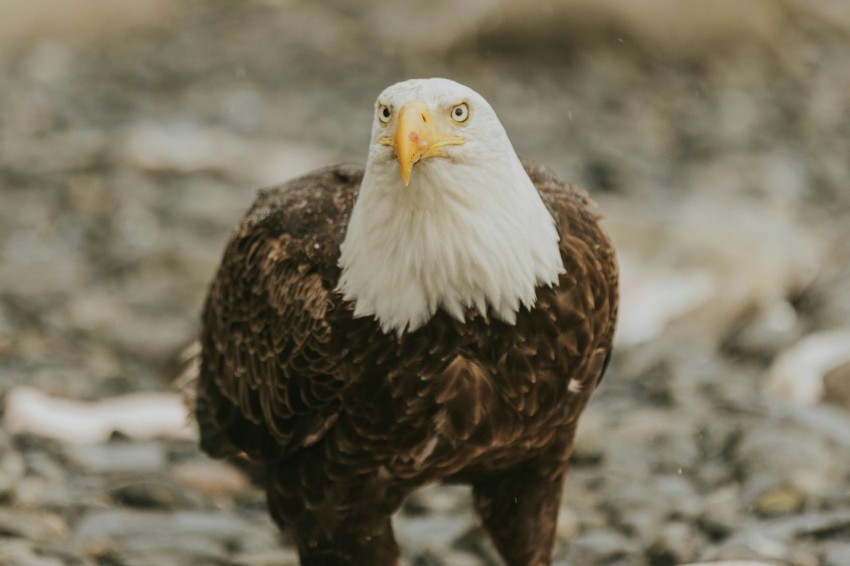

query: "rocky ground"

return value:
[1, 1, 849, 565]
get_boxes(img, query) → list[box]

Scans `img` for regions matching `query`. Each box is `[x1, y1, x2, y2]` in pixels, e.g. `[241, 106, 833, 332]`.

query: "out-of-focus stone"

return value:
[754, 483, 806, 516]
[727, 299, 802, 356]
[12, 476, 72, 509]
[5, 387, 195, 444]
[556, 507, 582, 541]
[232, 547, 300, 566]
[823, 359, 850, 411]
[737, 420, 845, 505]
[766, 329, 850, 406]
[0, 432, 25, 501]
[110, 482, 178, 509]
[74, 509, 279, 555]
[782, 404, 850, 450]
[0, 508, 69, 541]
[403, 484, 471, 516]
[118, 122, 334, 186]
[704, 510, 850, 563]
[701, 484, 744, 535]
[170, 459, 250, 496]
[824, 543, 850, 566]
[394, 514, 471, 555]
[648, 521, 706, 564]
[615, 257, 715, 347]
[566, 529, 636, 565]
[0, 538, 66, 566]
[66, 442, 167, 474]
[417, 548, 485, 566]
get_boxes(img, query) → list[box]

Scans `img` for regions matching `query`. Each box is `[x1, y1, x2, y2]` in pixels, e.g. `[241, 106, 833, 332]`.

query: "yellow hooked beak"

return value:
[379, 101, 465, 186]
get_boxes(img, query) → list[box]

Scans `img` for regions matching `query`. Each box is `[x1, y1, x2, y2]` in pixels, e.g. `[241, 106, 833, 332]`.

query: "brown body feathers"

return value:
[196, 161, 618, 565]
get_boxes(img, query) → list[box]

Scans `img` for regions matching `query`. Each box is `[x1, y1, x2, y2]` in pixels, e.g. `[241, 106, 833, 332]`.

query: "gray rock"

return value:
[0, 432, 25, 500]
[824, 543, 850, 566]
[393, 514, 471, 555]
[231, 548, 301, 566]
[781, 404, 850, 451]
[737, 419, 845, 510]
[566, 529, 637, 565]
[402, 484, 471, 515]
[648, 521, 706, 564]
[0, 508, 69, 542]
[170, 458, 251, 497]
[66, 442, 167, 474]
[701, 484, 745, 535]
[703, 510, 850, 562]
[11, 476, 72, 510]
[109, 481, 178, 509]
[74, 509, 281, 563]
[603, 475, 700, 544]
[824, 360, 850, 410]
[0, 538, 67, 566]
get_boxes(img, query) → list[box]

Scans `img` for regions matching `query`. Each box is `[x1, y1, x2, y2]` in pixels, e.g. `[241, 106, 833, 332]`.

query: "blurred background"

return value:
[1, 1, 849, 565]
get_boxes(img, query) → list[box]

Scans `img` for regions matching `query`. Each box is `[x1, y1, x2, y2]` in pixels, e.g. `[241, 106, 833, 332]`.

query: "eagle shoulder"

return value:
[196, 164, 363, 460]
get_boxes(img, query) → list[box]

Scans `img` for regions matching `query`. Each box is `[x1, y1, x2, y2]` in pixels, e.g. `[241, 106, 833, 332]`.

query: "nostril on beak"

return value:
[420, 112, 428, 123]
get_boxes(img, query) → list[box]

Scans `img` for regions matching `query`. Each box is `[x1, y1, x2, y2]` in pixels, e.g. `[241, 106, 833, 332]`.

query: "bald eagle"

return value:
[196, 78, 618, 565]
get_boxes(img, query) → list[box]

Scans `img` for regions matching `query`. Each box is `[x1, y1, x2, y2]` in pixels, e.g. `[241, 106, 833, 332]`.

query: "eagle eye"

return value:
[378, 104, 392, 123]
[450, 103, 469, 123]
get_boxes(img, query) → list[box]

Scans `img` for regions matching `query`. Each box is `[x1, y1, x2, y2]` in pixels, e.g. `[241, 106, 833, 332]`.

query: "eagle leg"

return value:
[266, 474, 401, 565]
[293, 520, 399, 566]
[472, 465, 565, 566]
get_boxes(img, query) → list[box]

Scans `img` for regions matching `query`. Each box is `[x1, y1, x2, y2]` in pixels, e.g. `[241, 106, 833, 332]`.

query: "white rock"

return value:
[765, 329, 850, 405]
[66, 443, 167, 474]
[615, 256, 715, 346]
[4, 386, 196, 444]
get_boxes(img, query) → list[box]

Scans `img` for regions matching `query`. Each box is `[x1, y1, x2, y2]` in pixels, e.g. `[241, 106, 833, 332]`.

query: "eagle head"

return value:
[338, 78, 564, 334]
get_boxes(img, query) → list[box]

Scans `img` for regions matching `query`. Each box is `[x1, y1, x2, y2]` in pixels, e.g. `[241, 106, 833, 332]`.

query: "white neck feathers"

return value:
[337, 156, 564, 334]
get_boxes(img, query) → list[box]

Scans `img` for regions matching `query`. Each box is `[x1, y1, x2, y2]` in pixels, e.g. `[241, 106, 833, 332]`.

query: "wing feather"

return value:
[196, 165, 361, 460]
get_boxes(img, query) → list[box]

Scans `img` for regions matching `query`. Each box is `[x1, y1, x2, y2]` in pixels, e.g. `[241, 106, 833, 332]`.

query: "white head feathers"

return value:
[338, 78, 564, 334]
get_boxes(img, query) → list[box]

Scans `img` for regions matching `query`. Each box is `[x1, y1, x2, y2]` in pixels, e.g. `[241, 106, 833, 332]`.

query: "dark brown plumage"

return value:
[196, 160, 618, 565]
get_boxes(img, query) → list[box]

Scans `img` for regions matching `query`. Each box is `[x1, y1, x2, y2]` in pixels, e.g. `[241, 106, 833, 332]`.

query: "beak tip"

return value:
[400, 165, 412, 187]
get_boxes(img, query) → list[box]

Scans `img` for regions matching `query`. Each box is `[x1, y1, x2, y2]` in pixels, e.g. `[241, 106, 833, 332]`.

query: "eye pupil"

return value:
[383, 108, 390, 117]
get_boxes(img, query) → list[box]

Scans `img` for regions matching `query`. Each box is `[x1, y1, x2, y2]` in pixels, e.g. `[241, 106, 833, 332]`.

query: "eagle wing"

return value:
[196, 164, 363, 461]
[525, 159, 619, 412]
